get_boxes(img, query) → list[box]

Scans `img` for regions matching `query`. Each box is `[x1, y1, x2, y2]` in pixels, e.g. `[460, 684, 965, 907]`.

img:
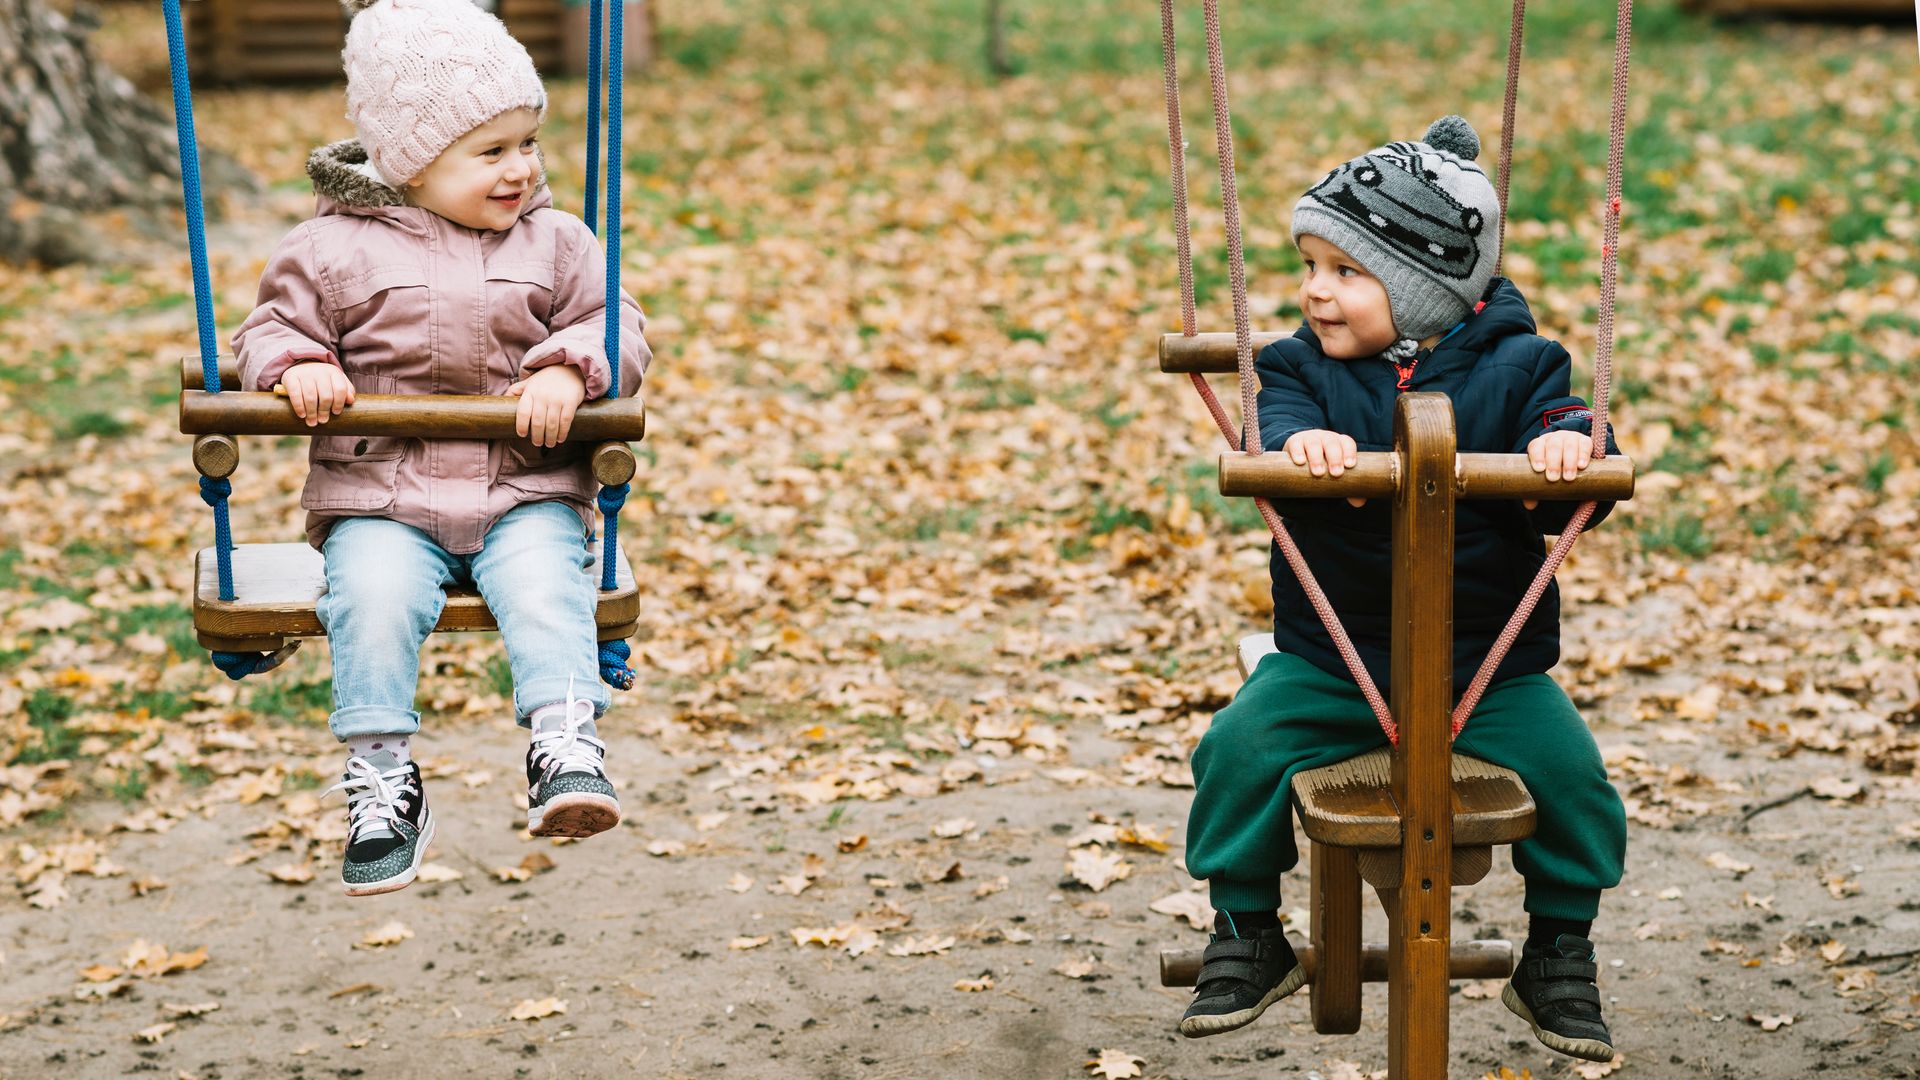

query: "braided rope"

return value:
[1200, 1, 1258, 454]
[598, 0, 625, 597]
[1164, 0, 1396, 741]
[584, 0, 603, 234]
[1494, 0, 1527, 273]
[1451, 0, 1632, 734]
[164, 0, 238, 606]
[1157, 0, 1240, 443]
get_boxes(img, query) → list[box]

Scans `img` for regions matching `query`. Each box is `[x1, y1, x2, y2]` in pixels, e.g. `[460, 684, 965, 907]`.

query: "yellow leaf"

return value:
[356, 922, 412, 950]
[508, 997, 567, 1021]
[1085, 1048, 1144, 1078]
[1067, 848, 1131, 892]
[729, 936, 771, 950]
[887, 935, 955, 958]
[931, 817, 975, 839]
[953, 974, 994, 992]
[265, 863, 315, 885]
[79, 965, 123, 983]
[133, 1021, 176, 1044]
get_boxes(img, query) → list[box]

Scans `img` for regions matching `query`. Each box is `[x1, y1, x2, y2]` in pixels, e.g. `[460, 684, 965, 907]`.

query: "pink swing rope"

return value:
[1157, 0, 1633, 742]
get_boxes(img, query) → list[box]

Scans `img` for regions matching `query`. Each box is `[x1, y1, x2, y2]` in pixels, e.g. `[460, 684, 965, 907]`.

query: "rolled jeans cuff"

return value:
[328, 704, 421, 741]
[513, 675, 610, 726]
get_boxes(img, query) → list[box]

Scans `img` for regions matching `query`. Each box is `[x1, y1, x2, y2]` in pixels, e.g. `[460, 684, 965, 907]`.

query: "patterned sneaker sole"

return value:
[528, 792, 621, 838]
[1178, 962, 1308, 1038]
[343, 812, 435, 898]
[1501, 982, 1616, 1062]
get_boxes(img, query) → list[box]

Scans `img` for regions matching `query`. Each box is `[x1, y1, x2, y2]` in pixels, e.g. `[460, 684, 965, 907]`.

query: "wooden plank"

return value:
[193, 542, 639, 640]
[1158, 331, 1287, 373]
[1292, 748, 1536, 849]
[1356, 845, 1495, 891]
[1387, 392, 1457, 1079]
[1219, 450, 1636, 502]
[1158, 939, 1513, 988]
[179, 390, 647, 442]
[1309, 842, 1364, 1034]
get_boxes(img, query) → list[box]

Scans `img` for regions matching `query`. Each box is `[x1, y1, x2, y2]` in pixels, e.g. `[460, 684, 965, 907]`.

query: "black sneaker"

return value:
[326, 754, 433, 897]
[1502, 934, 1615, 1062]
[1178, 924, 1308, 1038]
[526, 693, 621, 838]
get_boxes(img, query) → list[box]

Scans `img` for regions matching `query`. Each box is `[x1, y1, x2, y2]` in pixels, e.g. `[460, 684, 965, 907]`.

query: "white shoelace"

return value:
[325, 756, 418, 843]
[530, 677, 606, 779]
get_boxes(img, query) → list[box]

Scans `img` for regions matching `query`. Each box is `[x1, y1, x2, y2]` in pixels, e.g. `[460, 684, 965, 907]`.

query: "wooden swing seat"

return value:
[192, 542, 638, 653]
[180, 358, 644, 655]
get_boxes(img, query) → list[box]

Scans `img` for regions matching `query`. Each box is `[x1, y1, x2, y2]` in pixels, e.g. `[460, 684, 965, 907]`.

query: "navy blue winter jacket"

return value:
[1258, 277, 1617, 698]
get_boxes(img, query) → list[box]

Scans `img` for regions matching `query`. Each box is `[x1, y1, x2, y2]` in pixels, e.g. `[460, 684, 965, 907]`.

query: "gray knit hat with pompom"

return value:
[1291, 115, 1502, 345]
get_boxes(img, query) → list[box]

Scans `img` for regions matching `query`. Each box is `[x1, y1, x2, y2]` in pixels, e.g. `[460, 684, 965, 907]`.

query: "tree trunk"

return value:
[985, 0, 1012, 79]
[0, 0, 249, 264]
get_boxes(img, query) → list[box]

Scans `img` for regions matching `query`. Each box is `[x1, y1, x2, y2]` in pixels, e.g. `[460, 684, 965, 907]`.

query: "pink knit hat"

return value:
[339, 0, 548, 188]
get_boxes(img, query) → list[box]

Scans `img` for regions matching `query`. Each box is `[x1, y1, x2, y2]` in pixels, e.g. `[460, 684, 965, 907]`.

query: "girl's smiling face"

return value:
[404, 107, 542, 231]
[1296, 234, 1399, 359]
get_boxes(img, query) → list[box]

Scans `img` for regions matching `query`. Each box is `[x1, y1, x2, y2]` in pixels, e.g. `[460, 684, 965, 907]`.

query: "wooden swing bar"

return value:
[179, 360, 647, 441]
[180, 358, 644, 655]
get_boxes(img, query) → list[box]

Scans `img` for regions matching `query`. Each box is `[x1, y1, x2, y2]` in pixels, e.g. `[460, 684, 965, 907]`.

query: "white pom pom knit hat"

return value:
[339, 0, 548, 188]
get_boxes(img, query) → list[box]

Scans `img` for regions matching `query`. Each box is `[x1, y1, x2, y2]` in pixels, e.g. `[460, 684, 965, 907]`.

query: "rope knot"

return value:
[198, 476, 233, 507]
[596, 482, 630, 515]
[598, 639, 635, 690]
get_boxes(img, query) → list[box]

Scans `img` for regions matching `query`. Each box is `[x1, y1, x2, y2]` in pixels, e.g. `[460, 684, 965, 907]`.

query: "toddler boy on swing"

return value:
[1176, 116, 1626, 1063]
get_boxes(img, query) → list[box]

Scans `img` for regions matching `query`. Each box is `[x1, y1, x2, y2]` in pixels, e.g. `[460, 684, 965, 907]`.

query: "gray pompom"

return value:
[1423, 115, 1481, 161]
[341, 0, 383, 16]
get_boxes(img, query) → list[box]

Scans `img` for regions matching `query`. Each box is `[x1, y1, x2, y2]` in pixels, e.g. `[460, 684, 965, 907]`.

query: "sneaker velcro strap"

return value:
[1202, 938, 1264, 962]
[1527, 979, 1603, 1009]
[1196, 958, 1268, 988]
[1526, 958, 1597, 982]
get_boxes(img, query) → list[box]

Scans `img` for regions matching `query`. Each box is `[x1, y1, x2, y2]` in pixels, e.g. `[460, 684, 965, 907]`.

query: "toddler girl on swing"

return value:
[1177, 116, 1627, 1062]
[232, 0, 650, 896]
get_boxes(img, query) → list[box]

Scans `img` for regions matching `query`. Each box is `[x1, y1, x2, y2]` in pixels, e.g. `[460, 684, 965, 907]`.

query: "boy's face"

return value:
[405, 108, 542, 232]
[1296, 234, 1398, 360]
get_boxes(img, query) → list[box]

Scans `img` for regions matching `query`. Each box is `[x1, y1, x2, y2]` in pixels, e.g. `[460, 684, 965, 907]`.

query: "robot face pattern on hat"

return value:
[1305, 142, 1489, 283]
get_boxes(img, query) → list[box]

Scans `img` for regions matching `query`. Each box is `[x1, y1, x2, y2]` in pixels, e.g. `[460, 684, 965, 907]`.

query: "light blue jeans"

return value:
[317, 501, 610, 740]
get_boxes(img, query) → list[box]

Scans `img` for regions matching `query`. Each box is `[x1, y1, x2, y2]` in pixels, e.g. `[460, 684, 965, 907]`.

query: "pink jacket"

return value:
[232, 140, 650, 555]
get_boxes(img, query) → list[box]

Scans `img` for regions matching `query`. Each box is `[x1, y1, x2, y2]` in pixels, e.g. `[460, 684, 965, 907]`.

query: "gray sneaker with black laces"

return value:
[526, 690, 621, 838]
[326, 752, 433, 896]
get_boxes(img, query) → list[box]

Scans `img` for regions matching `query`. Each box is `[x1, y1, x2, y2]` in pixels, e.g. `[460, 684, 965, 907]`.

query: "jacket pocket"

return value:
[303, 371, 406, 512]
[331, 265, 431, 316]
[487, 261, 559, 352]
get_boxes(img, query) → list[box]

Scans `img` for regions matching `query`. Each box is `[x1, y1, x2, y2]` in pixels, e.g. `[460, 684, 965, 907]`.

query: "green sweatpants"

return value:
[1186, 651, 1626, 920]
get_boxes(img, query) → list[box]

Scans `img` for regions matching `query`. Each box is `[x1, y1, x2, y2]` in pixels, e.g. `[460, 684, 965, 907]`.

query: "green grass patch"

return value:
[14, 689, 81, 765]
[247, 679, 333, 722]
[486, 654, 515, 698]
[109, 769, 150, 804]
[1637, 511, 1713, 558]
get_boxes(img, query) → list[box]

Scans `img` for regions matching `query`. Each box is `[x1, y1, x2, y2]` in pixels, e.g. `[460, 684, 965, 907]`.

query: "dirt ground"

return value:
[5, 4, 1920, 1079]
[3, 590, 1917, 1080]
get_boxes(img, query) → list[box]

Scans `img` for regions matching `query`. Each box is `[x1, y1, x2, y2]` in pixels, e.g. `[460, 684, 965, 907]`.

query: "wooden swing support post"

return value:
[1158, 384, 1633, 1077]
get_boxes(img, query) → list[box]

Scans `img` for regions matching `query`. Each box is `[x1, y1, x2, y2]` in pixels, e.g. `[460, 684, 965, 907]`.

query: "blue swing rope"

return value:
[591, 0, 635, 689]
[166, 0, 270, 680]
[163, 0, 237, 608]
[165, 1, 632, 686]
[583, 0, 602, 237]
